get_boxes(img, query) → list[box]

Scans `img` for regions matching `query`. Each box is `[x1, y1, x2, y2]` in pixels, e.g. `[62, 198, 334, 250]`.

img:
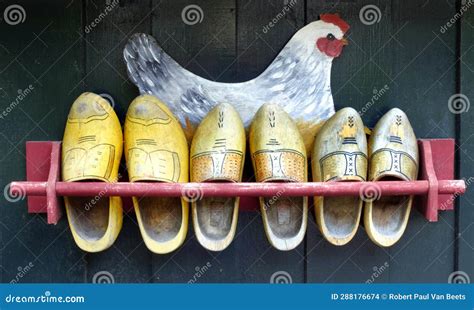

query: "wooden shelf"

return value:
[9, 139, 465, 224]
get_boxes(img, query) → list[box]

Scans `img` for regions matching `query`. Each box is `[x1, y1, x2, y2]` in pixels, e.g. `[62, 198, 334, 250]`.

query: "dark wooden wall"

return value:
[0, 0, 472, 283]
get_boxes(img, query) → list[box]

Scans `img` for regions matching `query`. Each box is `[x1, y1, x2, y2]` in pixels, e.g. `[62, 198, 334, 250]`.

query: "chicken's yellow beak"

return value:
[341, 37, 349, 45]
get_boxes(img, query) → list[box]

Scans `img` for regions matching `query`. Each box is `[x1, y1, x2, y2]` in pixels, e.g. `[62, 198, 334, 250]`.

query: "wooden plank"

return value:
[0, 0, 86, 282]
[236, 0, 305, 81]
[149, 0, 254, 282]
[305, 0, 391, 283]
[84, 0, 152, 283]
[152, 212, 305, 283]
[151, 0, 238, 82]
[233, 0, 306, 283]
[388, 0, 457, 282]
[306, 0, 458, 282]
[83, 0, 153, 120]
[459, 1, 474, 282]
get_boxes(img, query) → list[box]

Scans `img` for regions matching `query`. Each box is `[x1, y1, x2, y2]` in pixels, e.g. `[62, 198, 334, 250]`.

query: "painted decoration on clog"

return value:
[123, 14, 349, 148]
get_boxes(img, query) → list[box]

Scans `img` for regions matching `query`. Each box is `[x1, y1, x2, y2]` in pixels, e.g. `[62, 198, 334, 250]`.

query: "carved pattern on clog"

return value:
[266, 138, 280, 146]
[192, 150, 243, 182]
[388, 115, 405, 144]
[319, 151, 367, 182]
[127, 148, 180, 182]
[253, 149, 305, 182]
[77, 135, 97, 144]
[63, 144, 115, 181]
[268, 111, 276, 128]
[316, 114, 367, 182]
[126, 99, 172, 126]
[337, 115, 363, 147]
[371, 148, 418, 181]
[217, 110, 224, 128]
[67, 101, 110, 123]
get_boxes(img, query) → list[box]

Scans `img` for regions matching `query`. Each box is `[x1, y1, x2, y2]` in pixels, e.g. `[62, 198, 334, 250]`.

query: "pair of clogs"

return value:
[62, 93, 188, 253]
[313, 107, 418, 247]
[192, 102, 307, 252]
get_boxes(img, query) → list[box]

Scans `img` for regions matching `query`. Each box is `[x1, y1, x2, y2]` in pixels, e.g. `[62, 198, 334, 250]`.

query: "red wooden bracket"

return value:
[416, 139, 458, 221]
[24, 141, 62, 224]
[9, 139, 465, 224]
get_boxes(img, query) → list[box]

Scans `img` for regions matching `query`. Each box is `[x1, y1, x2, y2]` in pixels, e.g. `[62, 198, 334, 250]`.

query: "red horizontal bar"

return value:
[9, 180, 465, 198]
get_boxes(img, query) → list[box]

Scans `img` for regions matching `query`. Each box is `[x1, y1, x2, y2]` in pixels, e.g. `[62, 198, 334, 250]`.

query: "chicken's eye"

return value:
[326, 33, 335, 41]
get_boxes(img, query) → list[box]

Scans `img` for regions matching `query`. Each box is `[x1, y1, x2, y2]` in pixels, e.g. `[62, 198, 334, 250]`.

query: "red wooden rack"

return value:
[9, 139, 465, 225]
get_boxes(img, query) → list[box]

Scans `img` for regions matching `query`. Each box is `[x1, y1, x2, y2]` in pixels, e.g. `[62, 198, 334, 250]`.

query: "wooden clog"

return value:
[364, 108, 419, 247]
[62, 92, 123, 252]
[190, 103, 246, 251]
[124, 95, 189, 254]
[249, 103, 308, 251]
[312, 108, 367, 246]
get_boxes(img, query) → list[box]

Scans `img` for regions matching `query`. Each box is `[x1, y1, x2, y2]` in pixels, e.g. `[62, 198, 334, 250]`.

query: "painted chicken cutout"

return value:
[124, 14, 349, 149]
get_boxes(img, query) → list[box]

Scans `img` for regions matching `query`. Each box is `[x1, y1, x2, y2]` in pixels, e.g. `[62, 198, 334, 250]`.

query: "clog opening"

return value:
[136, 181, 183, 243]
[322, 179, 361, 240]
[67, 180, 110, 242]
[262, 180, 304, 240]
[370, 176, 409, 237]
[196, 180, 236, 241]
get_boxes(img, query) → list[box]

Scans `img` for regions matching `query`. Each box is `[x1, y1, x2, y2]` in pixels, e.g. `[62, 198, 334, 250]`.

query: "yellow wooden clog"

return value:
[312, 108, 367, 246]
[249, 103, 308, 251]
[364, 108, 419, 247]
[124, 95, 189, 254]
[190, 103, 246, 251]
[62, 92, 123, 252]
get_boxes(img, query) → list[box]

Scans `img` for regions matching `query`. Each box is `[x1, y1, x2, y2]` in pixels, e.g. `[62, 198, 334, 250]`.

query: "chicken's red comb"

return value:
[320, 14, 350, 34]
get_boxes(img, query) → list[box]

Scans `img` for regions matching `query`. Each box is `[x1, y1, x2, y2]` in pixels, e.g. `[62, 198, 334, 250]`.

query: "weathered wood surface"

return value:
[460, 0, 474, 284]
[0, 0, 468, 283]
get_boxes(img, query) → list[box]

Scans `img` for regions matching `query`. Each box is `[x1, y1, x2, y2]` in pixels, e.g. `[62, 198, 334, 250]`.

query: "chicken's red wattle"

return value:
[316, 37, 346, 58]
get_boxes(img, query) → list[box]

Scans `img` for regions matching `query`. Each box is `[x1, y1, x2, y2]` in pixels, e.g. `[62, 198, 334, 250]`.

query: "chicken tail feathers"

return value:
[123, 33, 211, 124]
[123, 33, 186, 96]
